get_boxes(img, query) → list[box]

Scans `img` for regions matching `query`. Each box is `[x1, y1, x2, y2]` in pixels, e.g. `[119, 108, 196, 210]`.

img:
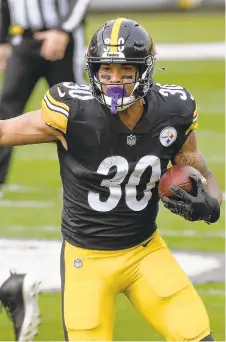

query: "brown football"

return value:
[158, 164, 207, 199]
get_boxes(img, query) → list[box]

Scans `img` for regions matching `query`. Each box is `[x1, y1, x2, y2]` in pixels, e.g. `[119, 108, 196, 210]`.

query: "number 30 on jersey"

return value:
[88, 155, 161, 212]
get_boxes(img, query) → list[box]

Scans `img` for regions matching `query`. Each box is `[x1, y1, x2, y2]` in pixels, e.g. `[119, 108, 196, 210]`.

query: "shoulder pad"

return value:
[154, 83, 198, 135]
[42, 82, 93, 134]
[42, 83, 72, 134]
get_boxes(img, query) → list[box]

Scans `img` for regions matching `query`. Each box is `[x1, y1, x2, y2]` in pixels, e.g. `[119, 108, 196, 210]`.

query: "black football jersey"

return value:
[41, 82, 198, 250]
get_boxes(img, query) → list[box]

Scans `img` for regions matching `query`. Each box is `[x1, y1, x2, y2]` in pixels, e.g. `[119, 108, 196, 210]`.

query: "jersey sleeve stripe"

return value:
[42, 100, 68, 134]
[185, 105, 199, 135]
[192, 104, 198, 123]
[43, 94, 69, 117]
[46, 90, 70, 112]
[185, 120, 198, 135]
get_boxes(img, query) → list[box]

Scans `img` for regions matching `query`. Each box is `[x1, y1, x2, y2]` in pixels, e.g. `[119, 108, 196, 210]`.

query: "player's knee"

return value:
[200, 334, 214, 341]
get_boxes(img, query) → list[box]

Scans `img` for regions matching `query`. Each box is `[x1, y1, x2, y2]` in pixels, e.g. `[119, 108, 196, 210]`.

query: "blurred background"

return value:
[0, 0, 225, 340]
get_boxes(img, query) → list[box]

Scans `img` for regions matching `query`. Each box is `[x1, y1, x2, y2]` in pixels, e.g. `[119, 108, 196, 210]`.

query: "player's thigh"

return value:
[0, 48, 39, 117]
[126, 246, 210, 341]
[61, 240, 116, 341]
[45, 41, 75, 86]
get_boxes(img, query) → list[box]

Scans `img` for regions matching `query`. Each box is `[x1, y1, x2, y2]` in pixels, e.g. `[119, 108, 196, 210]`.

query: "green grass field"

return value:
[0, 12, 225, 341]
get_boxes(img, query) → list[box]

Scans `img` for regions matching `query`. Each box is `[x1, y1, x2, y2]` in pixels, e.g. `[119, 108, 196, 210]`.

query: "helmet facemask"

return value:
[85, 55, 156, 114]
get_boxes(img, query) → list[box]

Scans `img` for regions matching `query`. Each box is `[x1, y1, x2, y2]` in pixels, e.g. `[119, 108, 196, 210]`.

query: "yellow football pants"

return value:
[61, 230, 210, 341]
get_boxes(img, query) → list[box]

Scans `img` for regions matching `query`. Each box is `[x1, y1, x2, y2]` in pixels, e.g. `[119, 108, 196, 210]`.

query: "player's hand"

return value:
[162, 174, 220, 224]
[0, 44, 8, 71]
[34, 30, 69, 61]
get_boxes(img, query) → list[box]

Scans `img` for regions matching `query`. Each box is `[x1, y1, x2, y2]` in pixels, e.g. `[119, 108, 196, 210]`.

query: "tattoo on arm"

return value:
[174, 132, 222, 204]
[177, 154, 197, 167]
[175, 132, 211, 178]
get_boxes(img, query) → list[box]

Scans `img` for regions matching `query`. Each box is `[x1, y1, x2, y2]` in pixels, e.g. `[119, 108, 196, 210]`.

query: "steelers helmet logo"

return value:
[160, 127, 177, 147]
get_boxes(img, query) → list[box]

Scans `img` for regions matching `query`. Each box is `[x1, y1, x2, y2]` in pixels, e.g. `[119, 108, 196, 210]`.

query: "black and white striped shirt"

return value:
[0, 0, 91, 43]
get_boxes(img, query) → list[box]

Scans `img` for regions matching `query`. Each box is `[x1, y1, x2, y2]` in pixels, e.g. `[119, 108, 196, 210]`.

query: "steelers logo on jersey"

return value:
[159, 127, 177, 147]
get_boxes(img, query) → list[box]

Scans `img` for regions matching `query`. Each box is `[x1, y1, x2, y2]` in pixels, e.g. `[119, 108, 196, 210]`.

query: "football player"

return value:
[0, 18, 222, 341]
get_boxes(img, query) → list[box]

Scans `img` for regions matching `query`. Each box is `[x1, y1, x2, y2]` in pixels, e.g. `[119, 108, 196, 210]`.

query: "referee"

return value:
[0, 0, 90, 191]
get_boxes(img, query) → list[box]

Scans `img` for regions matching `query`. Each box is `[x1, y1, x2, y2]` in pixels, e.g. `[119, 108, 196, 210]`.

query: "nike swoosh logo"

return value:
[142, 238, 153, 247]
[57, 87, 66, 97]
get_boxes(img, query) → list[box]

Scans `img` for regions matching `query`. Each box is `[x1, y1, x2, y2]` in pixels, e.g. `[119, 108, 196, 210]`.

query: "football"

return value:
[158, 164, 207, 199]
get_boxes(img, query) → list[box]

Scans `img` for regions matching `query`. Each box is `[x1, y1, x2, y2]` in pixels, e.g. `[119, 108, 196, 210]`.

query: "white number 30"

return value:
[157, 83, 194, 101]
[88, 155, 161, 212]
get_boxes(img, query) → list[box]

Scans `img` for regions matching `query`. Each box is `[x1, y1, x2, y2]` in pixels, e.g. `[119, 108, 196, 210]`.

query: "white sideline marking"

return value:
[8, 225, 59, 232]
[197, 289, 225, 296]
[12, 129, 224, 161]
[5, 184, 45, 192]
[3, 185, 226, 202]
[13, 148, 225, 162]
[0, 200, 54, 208]
[16, 154, 58, 161]
[5, 225, 225, 238]
[156, 42, 225, 60]
[80, 42, 224, 60]
[160, 229, 225, 238]
[0, 239, 221, 291]
[199, 156, 224, 163]
[200, 104, 225, 116]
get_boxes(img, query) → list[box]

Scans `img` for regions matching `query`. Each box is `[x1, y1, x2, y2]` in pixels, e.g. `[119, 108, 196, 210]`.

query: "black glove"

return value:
[162, 174, 220, 224]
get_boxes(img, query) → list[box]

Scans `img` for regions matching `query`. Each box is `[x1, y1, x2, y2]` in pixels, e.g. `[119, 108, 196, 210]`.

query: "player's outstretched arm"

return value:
[0, 109, 62, 146]
[173, 131, 222, 205]
[162, 131, 222, 224]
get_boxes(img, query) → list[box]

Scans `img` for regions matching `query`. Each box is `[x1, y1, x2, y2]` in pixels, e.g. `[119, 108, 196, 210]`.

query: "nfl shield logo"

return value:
[74, 258, 82, 268]
[127, 134, 136, 146]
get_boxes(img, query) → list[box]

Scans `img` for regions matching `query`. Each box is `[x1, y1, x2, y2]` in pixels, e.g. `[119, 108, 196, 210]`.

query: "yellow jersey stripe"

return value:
[185, 120, 198, 135]
[185, 105, 199, 135]
[193, 115, 198, 123]
[192, 104, 198, 121]
[110, 18, 125, 52]
[43, 94, 69, 117]
[46, 90, 69, 112]
[42, 100, 68, 134]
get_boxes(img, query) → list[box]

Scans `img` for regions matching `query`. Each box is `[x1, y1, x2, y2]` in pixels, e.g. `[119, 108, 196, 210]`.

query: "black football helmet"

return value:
[85, 18, 156, 114]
